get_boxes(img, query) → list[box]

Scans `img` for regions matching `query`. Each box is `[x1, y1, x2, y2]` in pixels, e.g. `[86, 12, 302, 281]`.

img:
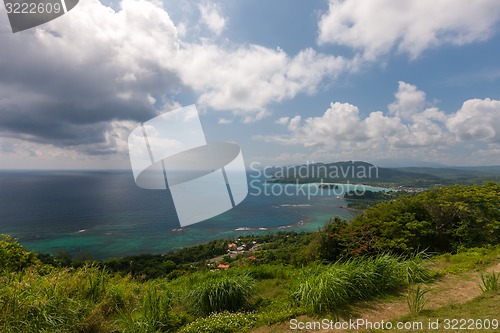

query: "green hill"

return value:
[270, 161, 500, 187]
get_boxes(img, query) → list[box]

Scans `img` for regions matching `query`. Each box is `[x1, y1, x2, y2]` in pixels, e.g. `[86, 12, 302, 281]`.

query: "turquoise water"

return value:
[0, 170, 373, 259]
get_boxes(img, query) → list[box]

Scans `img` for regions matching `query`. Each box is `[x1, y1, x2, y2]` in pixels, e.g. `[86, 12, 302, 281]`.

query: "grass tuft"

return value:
[185, 273, 255, 316]
[479, 271, 500, 293]
[407, 285, 429, 313]
[291, 254, 430, 314]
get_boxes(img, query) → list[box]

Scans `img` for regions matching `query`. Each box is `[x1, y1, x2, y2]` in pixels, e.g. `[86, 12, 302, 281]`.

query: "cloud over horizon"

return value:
[259, 82, 500, 163]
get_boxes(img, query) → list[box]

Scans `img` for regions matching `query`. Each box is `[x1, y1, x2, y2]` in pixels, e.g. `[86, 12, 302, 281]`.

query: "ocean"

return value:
[0, 170, 375, 259]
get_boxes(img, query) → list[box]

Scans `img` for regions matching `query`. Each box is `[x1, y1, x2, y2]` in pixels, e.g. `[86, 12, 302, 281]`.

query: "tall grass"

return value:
[479, 271, 500, 292]
[234, 264, 291, 280]
[185, 273, 256, 316]
[407, 285, 429, 313]
[0, 265, 139, 332]
[120, 283, 182, 333]
[85, 264, 108, 302]
[291, 254, 429, 314]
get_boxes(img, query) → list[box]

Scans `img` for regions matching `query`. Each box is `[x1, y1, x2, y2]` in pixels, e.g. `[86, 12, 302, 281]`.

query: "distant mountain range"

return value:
[269, 161, 500, 188]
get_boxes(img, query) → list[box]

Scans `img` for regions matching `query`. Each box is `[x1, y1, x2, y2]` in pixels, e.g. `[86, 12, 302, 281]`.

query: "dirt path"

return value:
[338, 262, 500, 330]
[250, 262, 500, 333]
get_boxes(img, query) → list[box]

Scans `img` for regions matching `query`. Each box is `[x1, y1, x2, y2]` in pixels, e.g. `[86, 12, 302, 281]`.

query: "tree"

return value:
[0, 235, 40, 273]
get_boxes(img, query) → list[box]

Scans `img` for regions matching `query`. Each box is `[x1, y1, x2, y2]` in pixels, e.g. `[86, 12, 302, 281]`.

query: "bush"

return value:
[0, 235, 40, 273]
[185, 273, 255, 316]
[318, 183, 500, 259]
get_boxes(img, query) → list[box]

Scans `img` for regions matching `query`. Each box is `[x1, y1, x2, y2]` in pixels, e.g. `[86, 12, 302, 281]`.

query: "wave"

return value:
[235, 227, 251, 231]
[279, 204, 312, 207]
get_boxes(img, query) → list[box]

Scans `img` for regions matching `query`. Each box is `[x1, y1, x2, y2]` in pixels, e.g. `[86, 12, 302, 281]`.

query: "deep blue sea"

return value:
[0, 170, 376, 259]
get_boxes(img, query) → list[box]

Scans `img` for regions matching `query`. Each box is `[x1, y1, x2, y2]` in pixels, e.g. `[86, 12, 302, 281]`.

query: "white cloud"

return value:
[318, 0, 500, 60]
[0, 0, 355, 162]
[276, 117, 290, 126]
[288, 115, 302, 131]
[258, 82, 500, 159]
[177, 45, 349, 122]
[218, 117, 233, 124]
[198, 2, 226, 36]
[447, 98, 500, 142]
[388, 81, 426, 119]
[266, 90, 500, 165]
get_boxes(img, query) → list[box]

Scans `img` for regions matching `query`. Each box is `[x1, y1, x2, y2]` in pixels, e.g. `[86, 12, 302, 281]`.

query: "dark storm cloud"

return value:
[0, 0, 183, 155]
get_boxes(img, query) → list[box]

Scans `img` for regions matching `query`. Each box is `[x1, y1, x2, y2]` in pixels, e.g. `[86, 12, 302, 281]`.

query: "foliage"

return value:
[0, 235, 41, 274]
[0, 266, 133, 332]
[344, 189, 402, 209]
[0, 237, 181, 333]
[318, 183, 500, 259]
[185, 273, 256, 316]
[248, 232, 317, 266]
[178, 311, 258, 333]
[101, 239, 229, 279]
[431, 246, 500, 274]
[1, 182, 499, 331]
[233, 264, 291, 280]
[39, 232, 316, 280]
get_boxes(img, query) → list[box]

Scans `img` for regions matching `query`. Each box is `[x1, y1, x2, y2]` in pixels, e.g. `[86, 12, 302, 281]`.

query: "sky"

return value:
[0, 0, 500, 169]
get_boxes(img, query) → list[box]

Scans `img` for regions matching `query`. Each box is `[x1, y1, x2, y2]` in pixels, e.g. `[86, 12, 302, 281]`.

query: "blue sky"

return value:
[0, 0, 500, 169]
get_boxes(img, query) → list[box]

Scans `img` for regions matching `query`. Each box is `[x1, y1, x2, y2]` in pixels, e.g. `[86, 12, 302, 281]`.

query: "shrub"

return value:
[318, 183, 500, 259]
[0, 235, 40, 273]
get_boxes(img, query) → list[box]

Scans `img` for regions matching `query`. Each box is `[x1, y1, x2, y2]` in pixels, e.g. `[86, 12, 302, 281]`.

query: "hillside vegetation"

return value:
[318, 182, 500, 259]
[0, 182, 498, 332]
[270, 161, 500, 187]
